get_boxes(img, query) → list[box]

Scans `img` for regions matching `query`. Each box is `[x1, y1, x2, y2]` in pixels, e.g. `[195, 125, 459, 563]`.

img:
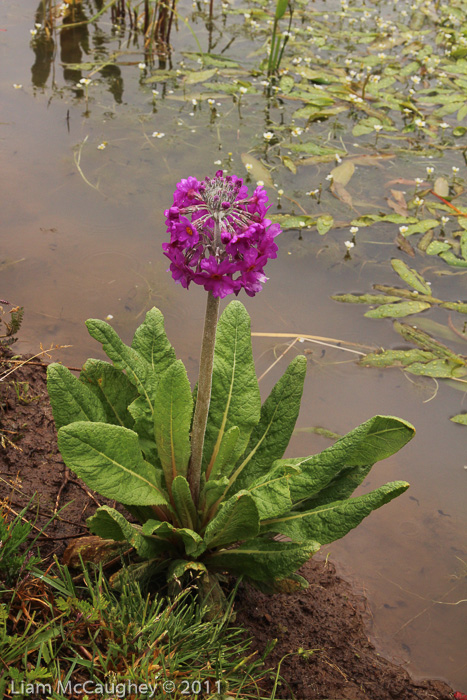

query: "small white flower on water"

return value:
[441, 216, 450, 224]
[291, 127, 303, 136]
[345, 58, 353, 66]
[452, 166, 460, 174]
[214, 159, 222, 165]
[189, 112, 195, 116]
[344, 240, 355, 250]
[426, 166, 434, 175]
[13, 84, 22, 89]
[239, 86, 248, 94]
[278, 189, 284, 196]
[245, 163, 253, 172]
[306, 189, 319, 196]
[373, 124, 383, 132]
[378, 52, 387, 59]
[403, 108, 412, 115]
[256, 180, 264, 187]
[410, 75, 421, 84]
[399, 226, 409, 234]
[152, 131, 165, 138]
[414, 196, 424, 205]
[152, 89, 159, 96]
[415, 177, 424, 185]
[192, 98, 198, 105]
[105, 315, 114, 321]
[138, 62, 146, 70]
[335, 153, 342, 163]
[35, 23, 42, 29]
[97, 143, 106, 150]
[207, 98, 215, 106]
[299, 221, 306, 227]
[350, 226, 359, 235]
[30, 28, 37, 36]
[325, 174, 333, 181]
[263, 131, 274, 141]
[439, 122, 450, 129]
[415, 118, 426, 127]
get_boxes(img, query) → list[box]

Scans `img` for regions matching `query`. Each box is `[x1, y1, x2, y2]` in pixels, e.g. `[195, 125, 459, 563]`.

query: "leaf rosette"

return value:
[47, 302, 413, 596]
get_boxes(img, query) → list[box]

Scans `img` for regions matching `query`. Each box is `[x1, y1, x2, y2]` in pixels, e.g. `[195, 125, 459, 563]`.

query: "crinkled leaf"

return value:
[153, 360, 192, 487]
[201, 476, 229, 512]
[230, 356, 307, 492]
[57, 422, 169, 507]
[262, 482, 409, 544]
[284, 415, 414, 504]
[245, 463, 298, 519]
[208, 426, 240, 481]
[203, 301, 261, 472]
[87, 506, 167, 558]
[80, 359, 138, 429]
[203, 491, 259, 549]
[208, 538, 320, 581]
[171, 476, 197, 530]
[47, 363, 107, 431]
[131, 307, 177, 377]
[142, 520, 205, 557]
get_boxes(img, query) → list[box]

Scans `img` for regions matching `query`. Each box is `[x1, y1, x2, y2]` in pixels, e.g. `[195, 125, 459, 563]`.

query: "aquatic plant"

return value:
[47, 171, 414, 600]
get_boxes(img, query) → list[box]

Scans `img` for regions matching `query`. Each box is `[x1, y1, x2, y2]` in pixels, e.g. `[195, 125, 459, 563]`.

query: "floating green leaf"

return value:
[364, 301, 431, 318]
[391, 259, 432, 295]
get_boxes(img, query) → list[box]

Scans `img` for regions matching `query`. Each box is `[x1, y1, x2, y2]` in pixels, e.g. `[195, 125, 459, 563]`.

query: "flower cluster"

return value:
[162, 171, 281, 298]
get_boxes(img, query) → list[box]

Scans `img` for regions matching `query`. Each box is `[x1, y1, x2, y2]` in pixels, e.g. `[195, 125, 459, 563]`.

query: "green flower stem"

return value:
[188, 221, 221, 504]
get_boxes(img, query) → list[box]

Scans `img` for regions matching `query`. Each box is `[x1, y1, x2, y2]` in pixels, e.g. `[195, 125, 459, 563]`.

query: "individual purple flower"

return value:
[171, 215, 200, 246]
[163, 170, 282, 298]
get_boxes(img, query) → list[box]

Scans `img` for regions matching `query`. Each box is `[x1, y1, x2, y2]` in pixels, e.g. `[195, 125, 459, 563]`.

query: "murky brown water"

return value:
[1, 0, 466, 689]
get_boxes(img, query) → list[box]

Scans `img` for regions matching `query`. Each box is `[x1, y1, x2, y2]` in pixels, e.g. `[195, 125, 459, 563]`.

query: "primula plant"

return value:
[47, 171, 413, 598]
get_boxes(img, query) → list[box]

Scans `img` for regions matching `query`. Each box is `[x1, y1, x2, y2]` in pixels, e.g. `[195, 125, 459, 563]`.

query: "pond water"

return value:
[1, 0, 466, 689]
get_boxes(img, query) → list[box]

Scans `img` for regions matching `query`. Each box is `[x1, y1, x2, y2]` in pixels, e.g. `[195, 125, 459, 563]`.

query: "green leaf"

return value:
[203, 491, 259, 549]
[316, 214, 334, 235]
[275, 0, 288, 20]
[450, 413, 467, 425]
[404, 359, 466, 378]
[182, 68, 217, 85]
[80, 359, 138, 429]
[171, 476, 197, 530]
[142, 520, 205, 557]
[246, 463, 297, 519]
[284, 415, 415, 504]
[85, 318, 157, 407]
[262, 482, 409, 544]
[57, 422, 169, 507]
[230, 356, 307, 492]
[87, 506, 166, 558]
[203, 301, 261, 473]
[131, 307, 177, 377]
[281, 155, 297, 174]
[208, 539, 320, 581]
[153, 360, 193, 487]
[359, 349, 437, 368]
[47, 363, 107, 430]
[269, 214, 316, 230]
[390, 259, 432, 295]
[393, 322, 464, 361]
[332, 293, 401, 304]
[201, 476, 229, 512]
[208, 426, 240, 481]
[400, 219, 439, 236]
[364, 301, 431, 318]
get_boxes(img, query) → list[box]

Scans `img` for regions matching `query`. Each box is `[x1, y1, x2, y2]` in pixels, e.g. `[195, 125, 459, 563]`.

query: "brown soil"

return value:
[0, 348, 456, 700]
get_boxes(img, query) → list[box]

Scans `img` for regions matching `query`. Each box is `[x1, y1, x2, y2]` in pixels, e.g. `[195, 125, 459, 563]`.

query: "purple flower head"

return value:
[163, 171, 282, 298]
